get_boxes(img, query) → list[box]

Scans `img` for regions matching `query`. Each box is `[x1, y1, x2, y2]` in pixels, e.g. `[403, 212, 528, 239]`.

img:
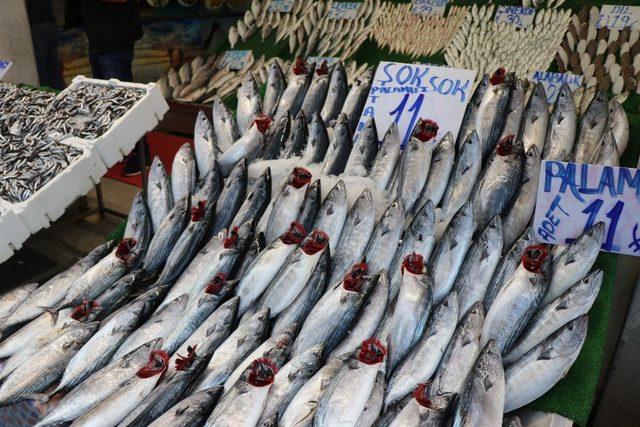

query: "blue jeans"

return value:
[88, 47, 134, 81]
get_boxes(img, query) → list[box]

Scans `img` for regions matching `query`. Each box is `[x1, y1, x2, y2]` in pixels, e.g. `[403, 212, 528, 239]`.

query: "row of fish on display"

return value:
[146, 0, 229, 8]
[0, 60, 623, 426]
[0, 82, 144, 204]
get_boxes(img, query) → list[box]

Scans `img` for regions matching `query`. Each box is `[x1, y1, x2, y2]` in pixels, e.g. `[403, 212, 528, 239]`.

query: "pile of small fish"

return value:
[556, 5, 640, 95]
[371, 2, 468, 59]
[0, 62, 622, 427]
[445, 4, 572, 80]
[0, 82, 144, 203]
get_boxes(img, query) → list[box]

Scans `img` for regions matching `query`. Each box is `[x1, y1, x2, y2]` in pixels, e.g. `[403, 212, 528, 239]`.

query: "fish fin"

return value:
[175, 405, 190, 416]
[449, 238, 459, 250]
[461, 333, 472, 346]
[530, 114, 539, 124]
[483, 375, 494, 391]
[24, 393, 49, 404]
[237, 334, 247, 347]
[40, 307, 59, 324]
[480, 248, 489, 261]
[326, 206, 334, 215]
[555, 300, 569, 310]
[564, 254, 576, 265]
[538, 348, 553, 360]
[557, 114, 565, 124]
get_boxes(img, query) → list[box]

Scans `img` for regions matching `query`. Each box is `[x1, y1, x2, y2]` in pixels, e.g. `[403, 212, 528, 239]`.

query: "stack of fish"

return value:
[0, 62, 619, 426]
[555, 5, 640, 95]
[445, 4, 572, 80]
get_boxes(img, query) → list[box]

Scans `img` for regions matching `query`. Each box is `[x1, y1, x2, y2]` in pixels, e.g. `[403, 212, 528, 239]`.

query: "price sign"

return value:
[355, 61, 476, 146]
[494, 6, 536, 28]
[596, 5, 640, 30]
[220, 50, 252, 71]
[267, 0, 293, 13]
[531, 71, 584, 103]
[0, 60, 12, 80]
[307, 56, 339, 67]
[534, 160, 640, 256]
[327, 2, 360, 20]
[411, 0, 448, 16]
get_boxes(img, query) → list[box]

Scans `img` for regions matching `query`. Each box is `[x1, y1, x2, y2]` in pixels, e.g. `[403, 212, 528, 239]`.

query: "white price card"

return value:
[494, 6, 536, 28]
[0, 60, 12, 80]
[596, 5, 640, 30]
[267, 0, 293, 13]
[355, 61, 476, 146]
[534, 160, 640, 256]
[327, 2, 360, 20]
[220, 50, 252, 71]
[411, 0, 448, 16]
[531, 71, 584, 103]
[307, 57, 339, 67]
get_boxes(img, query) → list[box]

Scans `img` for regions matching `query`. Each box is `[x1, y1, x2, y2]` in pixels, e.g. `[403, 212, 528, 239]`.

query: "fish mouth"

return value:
[137, 350, 170, 378]
[521, 244, 549, 273]
[586, 221, 605, 241]
[357, 338, 386, 365]
[247, 358, 278, 387]
[280, 221, 307, 245]
[413, 118, 439, 142]
[301, 230, 329, 255]
[402, 252, 425, 275]
[254, 113, 272, 134]
[289, 167, 312, 188]
[342, 260, 368, 292]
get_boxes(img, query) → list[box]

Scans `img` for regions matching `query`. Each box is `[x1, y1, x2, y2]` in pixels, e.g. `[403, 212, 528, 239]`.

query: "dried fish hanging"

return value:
[523, 0, 566, 8]
[555, 5, 640, 95]
[370, 2, 468, 59]
[445, 4, 571, 80]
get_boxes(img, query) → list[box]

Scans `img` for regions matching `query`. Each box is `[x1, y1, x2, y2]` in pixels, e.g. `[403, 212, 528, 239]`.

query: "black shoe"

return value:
[122, 152, 142, 177]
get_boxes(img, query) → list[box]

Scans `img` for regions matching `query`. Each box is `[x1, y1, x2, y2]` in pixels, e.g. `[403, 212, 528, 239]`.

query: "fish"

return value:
[193, 111, 218, 177]
[171, 144, 197, 202]
[321, 61, 348, 125]
[397, 119, 437, 212]
[608, 100, 629, 155]
[261, 113, 291, 160]
[194, 308, 269, 391]
[237, 73, 263, 135]
[142, 195, 190, 274]
[218, 115, 271, 176]
[543, 222, 605, 305]
[356, 371, 385, 427]
[212, 95, 240, 153]
[456, 74, 489, 147]
[482, 244, 551, 353]
[387, 253, 434, 376]
[263, 61, 286, 117]
[85, 270, 142, 322]
[71, 350, 169, 426]
[593, 129, 620, 166]
[232, 166, 272, 227]
[0, 322, 98, 406]
[429, 302, 484, 403]
[504, 269, 602, 364]
[274, 59, 311, 121]
[236, 232, 266, 279]
[123, 193, 152, 264]
[292, 263, 376, 358]
[543, 83, 577, 161]
[369, 123, 401, 190]
[451, 340, 505, 427]
[211, 158, 248, 235]
[148, 388, 223, 427]
[498, 79, 526, 143]
[504, 316, 588, 412]
[313, 180, 348, 254]
[471, 135, 524, 232]
[178, 62, 192, 83]
[572, 90, 609, 163]
[436, 131, 482, 237]
[388, 383, 453, 427]
[280, 111, 308, 158]
[296, 179, 321, 232]
[502, 145, 541, 248]
[302, 113, 330, 164]
[519, 82, 549, 154]
[475, 69, 511, 158]
[344, 116, 378, 177]
[322, 115, 353, 176]
[429, 201, 475, 303]
[385, 292, 458, 411]
[34, 339, 163, 427]
[0, 282, 38, 320]
[364, 198, 405, 276]
[205, 358, 278, 426]
[266, 167, 312, 243]
[315, 339, 387, 426]
[301, 61, 331, 121]
[147, 157, 174, 233]
[411, 132, 455, 215]
[340, 66, 374, 132]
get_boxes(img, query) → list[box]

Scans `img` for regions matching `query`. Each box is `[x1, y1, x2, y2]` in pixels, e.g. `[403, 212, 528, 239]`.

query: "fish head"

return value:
[175, 345, 198, 371]
[574, 222, 606, 256]
[436, 291, 459, 325]
[115, 237, 138, 266]
[288, 167, 312, 188]
[525, 145, 541, 172]
[489, 67, 506, 85]
[413, 118, 439, 142]
[137, 349, 170, 378]
[343, 259, 368, 292]
[556, 83, 574, 104]
[247, 358, 278, 387]
[464, 302, 485, 332]
[521, 244, 551, 273]
[384, 122, 400, 146]
[551, 315, 589, 358]
[301, 229, 329, 255]
[402, 252, 426, 275]
[280, 221, 307, 245]
[70, 299, 101, 322]
[357, 338, 386, 365]
[300, 344, 325, 374]
[411, 200, 435, 239]
[205, 273, 228, 295]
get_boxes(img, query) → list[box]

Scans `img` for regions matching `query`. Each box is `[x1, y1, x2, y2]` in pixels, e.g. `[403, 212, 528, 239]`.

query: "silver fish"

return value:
[193, 111, 218, 177]
[218, 116, 270, 176]
[498, 79, 526, 142]
[356, 371, 385, 427]
[608, 100, 629, 155]
[389, 385, 452, 427]
[572, 90, 609, 163]
[302, 113, 330, 164]
[543, 84, 577, 161]
[0, 282, 38, 320]
[313, 180, 348, 254]
[363, 198, 404, 275]
[456, 74, 489, 147]
[341, 67, 374, 132]
[211, 158, 247, 235]
[593, 129, 620, 166]
[231, 166, 272, 228]
[475, 74, 511, 158]
[411, 132, 455, 215]
[143, 195, 190, 274]
[344, 116, 378, 177]
[296, 179, 321, 232]
[172, 144, 197, 202]
[519, 82, 549, 154]
[504, 316, 588, 412]
[322, 115, 353, 176]
[147, 157, 174, 233]
[261, 113, 291, 160]
[369, 123, 401, 190]
[264, 61, 286, 117]
[149, 388, 222, 427]
[237, 73, 263, 135]
[280, 111, 308, 158]
[266, 167, 312, 243]
[397, 120, 437, 212]
[274, 63, 311, 121]
[321, 61, 348, 125]
[212, 95, 240, 153]
[301, 62, 331, 121]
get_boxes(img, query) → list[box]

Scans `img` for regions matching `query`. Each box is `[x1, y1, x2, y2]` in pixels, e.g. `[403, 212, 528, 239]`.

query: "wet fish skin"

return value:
[543, 83, 577, 161]
[274, 68, 311, 121]
[345, 116, 378, 177]
[498, 79, 526, 142]
[572, 90, 609, 163]
[369, 123, 401, 190]
[388, 390, 451, 427]
[321, 61, 348, 125]
[280, 110, 308, 158]
[502, 145, 541, 249]
[193, 111, 218, 178]
[296, 179, 321, 233]
[301, 64, 331, 121]
[148, 387, 223, 427]
[504, 316, 588, 412]
[504, 269, 602, 364]
[263, 61, 286, 117]
[356, 370, 385, 427]
[364, 199, 404, 276]
[266, 167, 311, 243]
[237, 72, 263, 134]
[147, 158, 174, 234]
[451, 340, 505, 427]
[341, 66, 374, 132]
[172, 144, 197, 203]
[397, 134, 434, 214]
[322, 115, 354, 176]
[313, 180, 348, 254]
[475, 77, 512, 158]
[456, 74, 489, 148]
[212, 95, 240, 153]
[303, 112, 330, 164]
[218, 121, 267, 176]
[453, 216, 503, 317]
[608, 100, 629, 155]
[261, 113, 291, 160]
[212, 158, 247, 235]
[411, 132, 455, 215]
[543, 222, 605, 305]
[232, 166, 271, 227]
[518, 82, 549, 154]
[593, 129, 620, 166]
[0, 282, 38, 320]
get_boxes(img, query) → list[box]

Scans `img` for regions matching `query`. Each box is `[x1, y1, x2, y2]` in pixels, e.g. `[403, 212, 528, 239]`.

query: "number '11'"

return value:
[389, 93, 425, 145]
[580, 198, 624, 251]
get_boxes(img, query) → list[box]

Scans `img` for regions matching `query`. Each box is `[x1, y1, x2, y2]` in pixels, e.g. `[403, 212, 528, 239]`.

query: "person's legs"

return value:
[44, 23, 66, 90]
[30, 23, 52, 87]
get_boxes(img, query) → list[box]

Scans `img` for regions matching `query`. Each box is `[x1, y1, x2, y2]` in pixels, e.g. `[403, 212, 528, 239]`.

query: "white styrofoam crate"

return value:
[0, 201, 30, 252]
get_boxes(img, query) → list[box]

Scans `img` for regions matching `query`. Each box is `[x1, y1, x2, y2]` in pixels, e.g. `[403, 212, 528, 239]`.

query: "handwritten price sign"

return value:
[596, 5, 640, 30]
[531, 71, 584, 103]
[327, 2, 360, 20]
[534, 160, 640, 256]
[355, 61, 476, 146]
[0, 60, 12, 80]
[411, 0, 448, 16]
[494, 6, 536, 28]
[220, 50, 252, 71]
[267, 0, 293, 13]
